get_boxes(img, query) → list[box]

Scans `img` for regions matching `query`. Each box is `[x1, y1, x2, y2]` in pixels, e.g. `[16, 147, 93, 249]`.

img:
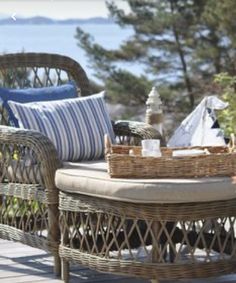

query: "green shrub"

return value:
[214, 73, 236, 136]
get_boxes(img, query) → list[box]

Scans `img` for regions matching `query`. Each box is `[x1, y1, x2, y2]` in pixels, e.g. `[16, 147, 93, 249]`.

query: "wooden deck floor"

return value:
[0, 239, 236, 283]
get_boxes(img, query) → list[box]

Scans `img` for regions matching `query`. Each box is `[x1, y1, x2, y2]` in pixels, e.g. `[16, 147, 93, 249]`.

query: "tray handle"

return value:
[229, 133, 235, 152]
[104, 134, 112, 156]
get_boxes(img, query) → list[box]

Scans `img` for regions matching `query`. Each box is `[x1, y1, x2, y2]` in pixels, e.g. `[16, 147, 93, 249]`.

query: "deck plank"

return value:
[0, 239, 235, 283]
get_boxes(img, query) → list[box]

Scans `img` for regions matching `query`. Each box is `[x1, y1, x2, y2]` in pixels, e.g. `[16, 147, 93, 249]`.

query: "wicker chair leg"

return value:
[53, 254, 61, 276]
[62, 259, 69, 283]
[48, 203, 60, 276]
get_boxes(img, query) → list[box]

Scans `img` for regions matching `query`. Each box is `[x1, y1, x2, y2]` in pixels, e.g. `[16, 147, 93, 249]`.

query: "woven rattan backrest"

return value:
[0, 53, 90, 125]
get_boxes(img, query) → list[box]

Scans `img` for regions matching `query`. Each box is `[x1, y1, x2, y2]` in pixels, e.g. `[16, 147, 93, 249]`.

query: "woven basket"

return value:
[105, 136, 236, 179]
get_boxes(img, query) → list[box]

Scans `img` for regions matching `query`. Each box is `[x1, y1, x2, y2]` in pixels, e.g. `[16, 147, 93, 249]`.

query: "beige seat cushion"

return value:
[55, 160, 236, 204]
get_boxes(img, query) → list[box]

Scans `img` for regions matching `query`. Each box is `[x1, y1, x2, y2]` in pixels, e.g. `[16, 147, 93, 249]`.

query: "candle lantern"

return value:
[145, 86, 163, 135]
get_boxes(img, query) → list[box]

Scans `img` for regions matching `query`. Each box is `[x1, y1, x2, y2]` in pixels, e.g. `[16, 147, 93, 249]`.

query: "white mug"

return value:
[142, 149, 162, 157]
[141, 139, 160, 151]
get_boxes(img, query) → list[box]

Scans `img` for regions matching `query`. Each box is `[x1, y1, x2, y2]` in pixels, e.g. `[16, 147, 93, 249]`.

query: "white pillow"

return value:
[8, 92, 115, 161]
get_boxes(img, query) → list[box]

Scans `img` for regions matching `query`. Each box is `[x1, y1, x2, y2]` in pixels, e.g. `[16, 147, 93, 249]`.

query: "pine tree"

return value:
[75, 0, 236, 110]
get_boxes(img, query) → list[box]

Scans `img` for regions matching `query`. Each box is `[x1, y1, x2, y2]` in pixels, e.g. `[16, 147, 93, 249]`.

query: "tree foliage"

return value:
[214, 73, 236, 135]
[75, 0, 236, 112]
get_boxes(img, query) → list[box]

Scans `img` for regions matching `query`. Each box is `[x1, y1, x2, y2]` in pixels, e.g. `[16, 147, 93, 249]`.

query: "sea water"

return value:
[0, 23, 138, 80]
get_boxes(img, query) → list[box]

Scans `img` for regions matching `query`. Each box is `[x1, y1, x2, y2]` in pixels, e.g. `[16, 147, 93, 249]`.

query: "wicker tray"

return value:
[105, 137, 236, 179]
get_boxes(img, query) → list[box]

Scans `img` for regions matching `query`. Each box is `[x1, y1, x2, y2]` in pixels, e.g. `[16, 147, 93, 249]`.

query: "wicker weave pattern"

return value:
[59, 192, 236, 280]
[59, 247, 236, 280]
[0, 224, 58, 252]
[107, 144, 236, 178]
[0, 53, 90, 125]
[0, 127, 61, 202]
[0, 52, 162, 277]
[0, 52, 90, 275]
[0, 126, 61, 268]
[1, 196, 48, 233]
[0, 53, 90, 91]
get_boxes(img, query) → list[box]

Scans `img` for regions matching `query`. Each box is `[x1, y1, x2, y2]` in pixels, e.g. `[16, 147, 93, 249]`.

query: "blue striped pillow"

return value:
[0, 82, 78, 126]
[8, 92, 115, 161]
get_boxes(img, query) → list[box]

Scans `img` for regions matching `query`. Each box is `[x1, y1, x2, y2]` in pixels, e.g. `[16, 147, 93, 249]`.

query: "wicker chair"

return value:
[0, 52, 161, 275]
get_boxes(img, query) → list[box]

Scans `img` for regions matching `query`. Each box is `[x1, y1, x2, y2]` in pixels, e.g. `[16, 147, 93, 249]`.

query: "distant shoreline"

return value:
[0, 16, 114, 25]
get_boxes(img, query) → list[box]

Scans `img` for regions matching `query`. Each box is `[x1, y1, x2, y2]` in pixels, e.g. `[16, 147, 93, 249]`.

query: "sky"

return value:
[0, 0, 130, 19]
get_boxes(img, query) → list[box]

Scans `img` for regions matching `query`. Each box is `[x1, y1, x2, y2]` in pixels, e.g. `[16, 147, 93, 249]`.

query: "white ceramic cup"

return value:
[141, 139, 160, 151]
[142, 149, 162, 157]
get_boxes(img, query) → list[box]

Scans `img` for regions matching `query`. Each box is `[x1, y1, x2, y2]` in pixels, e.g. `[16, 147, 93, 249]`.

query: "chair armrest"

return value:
[113, 120, 166, 146]
[0, 126, 61, 202]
